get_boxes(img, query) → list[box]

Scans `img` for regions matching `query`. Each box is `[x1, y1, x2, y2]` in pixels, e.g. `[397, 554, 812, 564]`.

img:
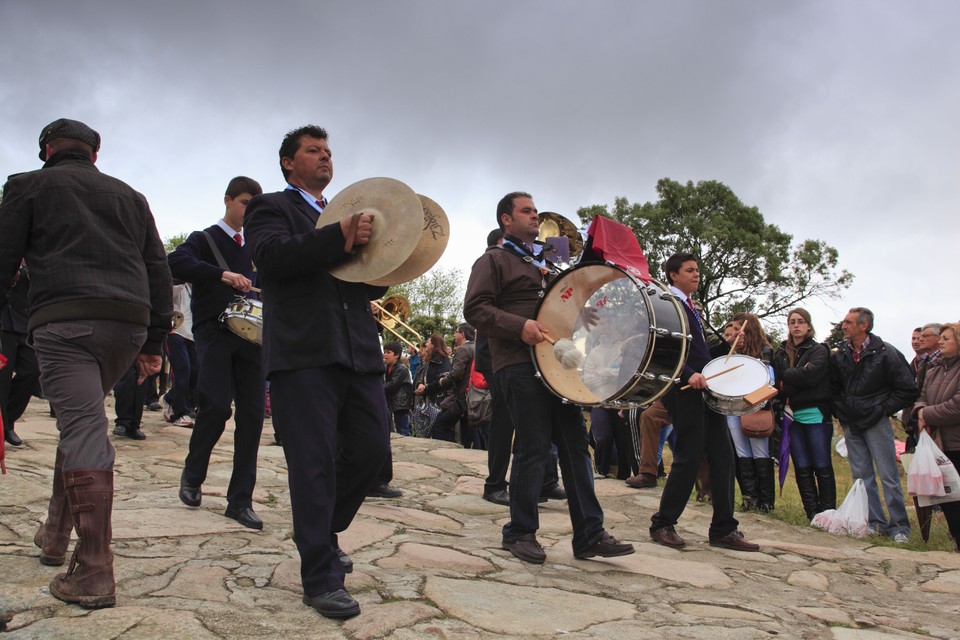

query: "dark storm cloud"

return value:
[2, 0, 959, 352]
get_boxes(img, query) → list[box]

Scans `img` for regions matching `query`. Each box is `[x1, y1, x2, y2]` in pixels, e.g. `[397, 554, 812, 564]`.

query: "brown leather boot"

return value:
[34, 449, 73, 566]
[50, 468, 116, 609]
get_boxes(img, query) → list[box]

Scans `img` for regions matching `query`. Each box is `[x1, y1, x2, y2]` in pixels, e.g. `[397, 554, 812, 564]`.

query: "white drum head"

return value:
[702, 354, 769, 396]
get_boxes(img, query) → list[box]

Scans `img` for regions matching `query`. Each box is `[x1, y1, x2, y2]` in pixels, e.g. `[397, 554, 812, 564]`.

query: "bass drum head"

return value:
[533, 264, 655, 406]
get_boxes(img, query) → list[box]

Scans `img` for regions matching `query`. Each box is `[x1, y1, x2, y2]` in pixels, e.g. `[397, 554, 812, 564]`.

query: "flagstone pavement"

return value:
[2, 398, 960, 639]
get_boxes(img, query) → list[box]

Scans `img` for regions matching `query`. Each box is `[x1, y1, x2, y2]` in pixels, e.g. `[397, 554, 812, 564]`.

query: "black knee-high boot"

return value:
[735, 457, 758, 511]
[754, 457, 775, 512]
[814, 466, 837, 513]
[794, 466, 818, 520]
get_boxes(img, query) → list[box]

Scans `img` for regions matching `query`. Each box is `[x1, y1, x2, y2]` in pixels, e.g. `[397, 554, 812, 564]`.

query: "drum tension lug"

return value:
[641, 372, 657, 381]
[654, 328, 670, 337]
[671, 332, 689, 340]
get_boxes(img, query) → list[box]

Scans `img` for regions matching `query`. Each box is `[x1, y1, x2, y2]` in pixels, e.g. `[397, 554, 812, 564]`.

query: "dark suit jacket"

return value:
[244, 189, 387, 376]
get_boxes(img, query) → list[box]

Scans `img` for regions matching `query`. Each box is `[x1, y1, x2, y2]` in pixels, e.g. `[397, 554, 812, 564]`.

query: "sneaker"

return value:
[146, 401, 163, 412]
[892, 532, 910, 544]
[171, 415, 194, 427]
[161, 395, 174, 422]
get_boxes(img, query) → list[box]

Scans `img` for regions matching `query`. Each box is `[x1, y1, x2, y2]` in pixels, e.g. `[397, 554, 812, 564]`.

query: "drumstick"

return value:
[222, 277, 261, 295]
[724, 332, 742, 363]
[680, 363, 743, 391]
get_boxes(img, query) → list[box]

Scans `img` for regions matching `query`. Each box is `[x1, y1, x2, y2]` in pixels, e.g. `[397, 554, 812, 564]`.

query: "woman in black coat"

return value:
[772, 308, 836, 520]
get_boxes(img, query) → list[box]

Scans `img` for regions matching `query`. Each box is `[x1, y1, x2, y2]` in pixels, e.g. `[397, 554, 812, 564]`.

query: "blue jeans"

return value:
[790, 422, 833, 469]
[841, 417, 910, 538]
[726, 416, 769, 458]
[496, 363, 606, 555]
[393, 409, 410, 436]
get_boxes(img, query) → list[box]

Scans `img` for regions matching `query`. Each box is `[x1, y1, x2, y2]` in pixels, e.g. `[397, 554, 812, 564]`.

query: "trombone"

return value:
[372, 295, 421, 353]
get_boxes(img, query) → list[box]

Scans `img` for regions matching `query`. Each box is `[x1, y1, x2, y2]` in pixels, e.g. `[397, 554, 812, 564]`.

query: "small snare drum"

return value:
[701, 354, 771, 416]
[221, 297, 263, 345]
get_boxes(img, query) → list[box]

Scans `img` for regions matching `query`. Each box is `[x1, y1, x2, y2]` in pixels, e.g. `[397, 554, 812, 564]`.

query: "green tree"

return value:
[385, 266, 465, 346]
[824, 321, 845, 350]
[164, 233, 188, 253]
[577, 179, 854, 333]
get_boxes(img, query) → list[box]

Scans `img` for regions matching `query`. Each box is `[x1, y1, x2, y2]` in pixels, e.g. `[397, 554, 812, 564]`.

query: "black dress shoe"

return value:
[113, 425, 146, 440]
[225, 506, 263, 530]
[366, 483, 403, 498]
[540, 484, 567, 500]
[4, 430, 23, 446]
[302, 588, 360, 619]
[482, 489, 510, 506]
[179, 481, 202, 507]
[337, 547, 353, 574]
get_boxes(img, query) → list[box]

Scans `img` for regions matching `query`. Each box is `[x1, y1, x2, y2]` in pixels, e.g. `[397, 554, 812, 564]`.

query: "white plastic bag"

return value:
[811, 478, 870, 537]
[907, 431, 945, 498]
[835, 436, 847, 458]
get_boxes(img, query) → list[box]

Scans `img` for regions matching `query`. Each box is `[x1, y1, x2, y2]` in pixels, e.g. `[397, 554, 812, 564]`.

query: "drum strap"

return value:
[202, 231, 232, 273]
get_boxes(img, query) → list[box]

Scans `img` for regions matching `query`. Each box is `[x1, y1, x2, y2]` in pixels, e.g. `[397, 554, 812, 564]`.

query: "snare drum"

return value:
[221, 297, 264, 345]
[532, 263, 690, 408]
[701, 354, 771, 416]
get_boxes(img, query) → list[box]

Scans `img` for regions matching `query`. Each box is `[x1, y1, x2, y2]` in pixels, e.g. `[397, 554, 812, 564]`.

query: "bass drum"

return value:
[532, 263, 690, 408]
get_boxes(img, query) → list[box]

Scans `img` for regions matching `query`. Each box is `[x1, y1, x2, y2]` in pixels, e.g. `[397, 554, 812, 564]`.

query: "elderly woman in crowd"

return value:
[725, 313, 776, 512]
[772, 308, 836, 521]
[914, 322, 960, 550]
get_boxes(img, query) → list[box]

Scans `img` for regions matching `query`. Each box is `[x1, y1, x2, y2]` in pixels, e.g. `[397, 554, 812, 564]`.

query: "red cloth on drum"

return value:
[585, 215, 651, 282]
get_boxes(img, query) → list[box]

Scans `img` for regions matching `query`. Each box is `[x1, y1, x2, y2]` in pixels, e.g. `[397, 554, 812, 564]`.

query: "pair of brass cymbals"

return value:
[318, 177, 449, 286]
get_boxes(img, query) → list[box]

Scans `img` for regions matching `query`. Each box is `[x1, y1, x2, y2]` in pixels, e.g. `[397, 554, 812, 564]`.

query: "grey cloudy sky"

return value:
[3, 0, 958, 357]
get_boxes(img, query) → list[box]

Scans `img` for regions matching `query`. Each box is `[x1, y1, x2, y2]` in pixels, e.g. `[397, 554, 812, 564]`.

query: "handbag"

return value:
[465, 360, 492, 425]
[466, 384, 492, 425]
[740, 409, 775, 438]
[410, 398, 441, 438]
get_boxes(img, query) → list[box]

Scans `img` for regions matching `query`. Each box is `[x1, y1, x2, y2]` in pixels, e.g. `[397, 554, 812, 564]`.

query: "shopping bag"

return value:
[907, 431, 945, 498]
[811, 478, 870, 537]
[914, 434, 960, 507]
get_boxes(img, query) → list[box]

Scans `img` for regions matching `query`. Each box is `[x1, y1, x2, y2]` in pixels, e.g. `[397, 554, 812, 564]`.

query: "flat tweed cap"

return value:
[38, 118, 101, 161]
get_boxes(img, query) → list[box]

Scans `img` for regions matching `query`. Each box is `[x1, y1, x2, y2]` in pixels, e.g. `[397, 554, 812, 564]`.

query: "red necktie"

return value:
[233, 233, 242, 246]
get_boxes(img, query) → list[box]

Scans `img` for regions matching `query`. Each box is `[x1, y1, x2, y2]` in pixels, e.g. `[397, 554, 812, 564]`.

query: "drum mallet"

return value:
[541, 334, 585, 370]
[680, 363, 743, 390]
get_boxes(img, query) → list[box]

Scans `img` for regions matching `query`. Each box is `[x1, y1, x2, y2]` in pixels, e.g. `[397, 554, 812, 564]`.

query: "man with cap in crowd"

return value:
[0, 118, 172, 609]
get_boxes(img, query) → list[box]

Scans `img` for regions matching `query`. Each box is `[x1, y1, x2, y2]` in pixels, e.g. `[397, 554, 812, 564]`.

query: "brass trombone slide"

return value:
[372, 299, 421, 352]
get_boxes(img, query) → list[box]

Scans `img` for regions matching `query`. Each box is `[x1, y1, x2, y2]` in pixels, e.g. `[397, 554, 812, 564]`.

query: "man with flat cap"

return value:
[0, 118, 172, 609]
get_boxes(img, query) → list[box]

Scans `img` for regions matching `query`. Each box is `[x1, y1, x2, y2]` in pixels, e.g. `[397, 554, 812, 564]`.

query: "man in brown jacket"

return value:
[463, 191, 633, 564]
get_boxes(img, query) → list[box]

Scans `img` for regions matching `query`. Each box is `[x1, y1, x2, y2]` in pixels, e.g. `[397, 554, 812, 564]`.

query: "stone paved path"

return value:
[3, 398, 960, 639]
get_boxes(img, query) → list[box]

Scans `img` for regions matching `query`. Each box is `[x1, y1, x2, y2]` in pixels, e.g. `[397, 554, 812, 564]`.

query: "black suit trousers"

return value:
[183, 323, 264, 508]
[272, 365, 390, 597]
[650, 387, 739, 539]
